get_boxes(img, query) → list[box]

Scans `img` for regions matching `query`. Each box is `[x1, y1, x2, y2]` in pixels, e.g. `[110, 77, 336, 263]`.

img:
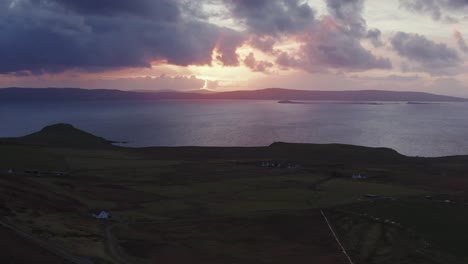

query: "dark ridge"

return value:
[1, 87, 467, 102]
[206, 88, 468, 102]
[267, 142, 404, 164]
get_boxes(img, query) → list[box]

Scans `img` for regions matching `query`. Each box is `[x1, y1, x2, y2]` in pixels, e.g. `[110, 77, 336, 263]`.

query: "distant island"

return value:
[278, 100, 306, 104]
[278, 100, 387, 105]
[406, 101, 439, 105]
[1, 87, 467, 102]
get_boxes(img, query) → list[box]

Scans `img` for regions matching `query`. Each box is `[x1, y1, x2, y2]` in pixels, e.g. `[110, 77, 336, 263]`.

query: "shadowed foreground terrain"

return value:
[0, 225, 72, 264]
[0, 124, 467, 263]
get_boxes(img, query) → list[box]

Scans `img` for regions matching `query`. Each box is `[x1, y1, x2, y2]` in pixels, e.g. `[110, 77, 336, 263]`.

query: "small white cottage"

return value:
[93, 211, 110, 219]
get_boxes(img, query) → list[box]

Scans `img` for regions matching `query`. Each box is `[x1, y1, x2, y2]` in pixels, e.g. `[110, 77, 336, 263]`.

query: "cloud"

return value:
[33, 0, 180, 20]
[293, 25, 392, 71]
[326, 0, 386, 46]
[400, 0, 468, 22]
[275, 0, 391, 72]
[390, 32, 461, 73]
[248, 36, 277, 53]
[0, 0, 322, 76]
[223, 0, 317, 63]
[243, 53, 274, 73]
[454, 30, 468, 53]
[0, 0, 242, 75]
[300, 0, 390, 71]
[366, 29, 384, 47]
[400, 0, 442, 20]
[224, 0, 315, 36]
[327, 0, 366, 35]
[0, 0, 393, 77]
[215, 30, 246, 66]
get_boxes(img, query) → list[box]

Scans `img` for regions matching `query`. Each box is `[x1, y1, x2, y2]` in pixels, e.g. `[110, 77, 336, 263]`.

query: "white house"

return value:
[93, 211, 110, 219]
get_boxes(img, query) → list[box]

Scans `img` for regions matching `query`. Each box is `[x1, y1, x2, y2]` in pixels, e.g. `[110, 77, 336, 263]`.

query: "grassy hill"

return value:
[19, 123, 114, 148]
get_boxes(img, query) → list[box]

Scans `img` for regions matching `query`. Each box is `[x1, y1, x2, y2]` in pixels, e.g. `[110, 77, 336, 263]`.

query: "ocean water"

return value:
[1, 100, 468, 157]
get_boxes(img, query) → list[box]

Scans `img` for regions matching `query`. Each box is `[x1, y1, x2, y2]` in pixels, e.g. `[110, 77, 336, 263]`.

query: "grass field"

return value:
[326, 210, 460, 264]
[0, 226, 72, 264]
[336, 197, 468, 262]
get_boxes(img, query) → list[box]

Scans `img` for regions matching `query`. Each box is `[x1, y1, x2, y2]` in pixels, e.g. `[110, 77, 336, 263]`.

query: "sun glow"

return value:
[88, 41, 301, 91]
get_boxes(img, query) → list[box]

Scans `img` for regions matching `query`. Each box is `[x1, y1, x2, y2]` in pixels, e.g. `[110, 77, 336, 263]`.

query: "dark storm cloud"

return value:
[224, 0, 315, 36]
[0, 0, 242, 74]
[390, 32, 461, 71]
[0, 0, 392, 76]
[2, 0, 318, 75]
[32, 0, 180, 20]
[400, 0, 468, 21]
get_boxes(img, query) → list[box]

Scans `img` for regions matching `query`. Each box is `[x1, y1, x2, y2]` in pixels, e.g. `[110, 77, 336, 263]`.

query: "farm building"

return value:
[93, 211, 110, 219]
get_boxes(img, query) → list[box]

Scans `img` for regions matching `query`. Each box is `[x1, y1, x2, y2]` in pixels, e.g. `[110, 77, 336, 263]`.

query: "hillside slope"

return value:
[19, 123, 114, 148]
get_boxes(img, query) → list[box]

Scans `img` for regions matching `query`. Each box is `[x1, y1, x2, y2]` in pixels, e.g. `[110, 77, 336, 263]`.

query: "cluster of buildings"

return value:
[3, 169, 68, 177]
[352, 173, 368, 180]
[259, 161, 300, 169]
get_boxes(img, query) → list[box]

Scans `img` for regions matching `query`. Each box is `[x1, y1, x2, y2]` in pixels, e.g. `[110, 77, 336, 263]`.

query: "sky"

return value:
[1, 0, 468, 96]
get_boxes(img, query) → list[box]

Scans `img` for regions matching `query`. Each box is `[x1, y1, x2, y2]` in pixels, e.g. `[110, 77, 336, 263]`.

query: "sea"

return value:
[2, 100, 468, 157]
